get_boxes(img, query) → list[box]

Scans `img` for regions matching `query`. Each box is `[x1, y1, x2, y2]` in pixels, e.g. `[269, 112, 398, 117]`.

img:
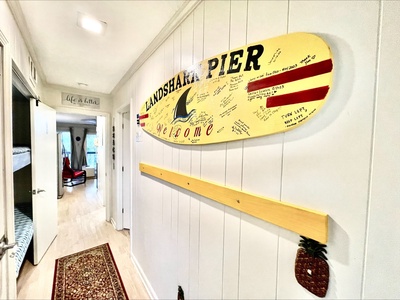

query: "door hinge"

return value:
[122, 123, 124, 129]
[122, 166, 124, 172]
[122, 208, 124, 213]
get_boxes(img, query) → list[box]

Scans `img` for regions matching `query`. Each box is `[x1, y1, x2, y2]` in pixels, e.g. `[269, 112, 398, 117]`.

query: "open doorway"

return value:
[55, 110, 110, 220]
[60, 131, 98, 171]
[56, 112, 97, 187]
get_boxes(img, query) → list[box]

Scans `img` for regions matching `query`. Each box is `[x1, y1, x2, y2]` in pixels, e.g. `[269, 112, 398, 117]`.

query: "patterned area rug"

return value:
[51, 243, 129, 300]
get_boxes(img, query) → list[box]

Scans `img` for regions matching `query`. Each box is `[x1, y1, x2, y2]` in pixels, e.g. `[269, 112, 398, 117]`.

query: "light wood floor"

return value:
[16, 179, 150, 299]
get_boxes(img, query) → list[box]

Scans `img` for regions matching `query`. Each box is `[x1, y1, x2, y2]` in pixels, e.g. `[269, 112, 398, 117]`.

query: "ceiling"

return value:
[11, 0, 197, 125]
[14, 0, 190, 95]
[56, 112, 97, 126]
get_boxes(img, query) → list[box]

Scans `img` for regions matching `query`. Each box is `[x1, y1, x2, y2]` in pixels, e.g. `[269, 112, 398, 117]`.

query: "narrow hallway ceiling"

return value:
[13, 0, 187, 94]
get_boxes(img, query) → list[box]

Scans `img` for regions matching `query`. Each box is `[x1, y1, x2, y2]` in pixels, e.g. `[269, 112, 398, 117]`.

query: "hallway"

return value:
[16, 179, 149, 299]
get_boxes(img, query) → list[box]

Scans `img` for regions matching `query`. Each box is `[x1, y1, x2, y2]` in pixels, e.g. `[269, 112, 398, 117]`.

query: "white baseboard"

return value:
[110, 217, 117, 229]
[130, 253, 158, 299]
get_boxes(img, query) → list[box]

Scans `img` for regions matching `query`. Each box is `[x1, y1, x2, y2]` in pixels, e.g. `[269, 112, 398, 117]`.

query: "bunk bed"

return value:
[12, 146, 31, 172]
[14, 203, 33, 276]
[12, 146, 34, 277]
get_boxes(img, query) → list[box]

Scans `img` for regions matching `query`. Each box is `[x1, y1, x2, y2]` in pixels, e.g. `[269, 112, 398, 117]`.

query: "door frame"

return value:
[55, 107, 112, 221]
[0, 29, 16, 299]
[114, 104, 131, 230]
[121, 110, 131, 229]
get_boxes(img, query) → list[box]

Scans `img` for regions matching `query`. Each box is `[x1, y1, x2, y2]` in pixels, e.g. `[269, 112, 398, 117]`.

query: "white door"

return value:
[122, 112, 131, 229]
[30, 99, 57, 264]
[0, 38, 16, 299]
[0, 83, 11, 298]
[0, 189, 10, 300]
[0, 153, 13, 298]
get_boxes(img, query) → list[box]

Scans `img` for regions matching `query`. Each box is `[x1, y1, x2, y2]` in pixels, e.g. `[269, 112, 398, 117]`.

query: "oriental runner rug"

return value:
[51, 243, 129, 300]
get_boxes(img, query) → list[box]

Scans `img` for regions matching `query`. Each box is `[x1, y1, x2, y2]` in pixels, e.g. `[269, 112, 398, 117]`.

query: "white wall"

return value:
[363, 1, 400, 297]
[112, 0, 399, 299]
[0, 0, 43, 98]
[43, 85, 112, 113]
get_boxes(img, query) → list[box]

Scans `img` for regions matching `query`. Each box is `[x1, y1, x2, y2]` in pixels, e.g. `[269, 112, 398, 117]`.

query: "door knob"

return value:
[33, 189, 46, 194]
[0, 235, 17, 260]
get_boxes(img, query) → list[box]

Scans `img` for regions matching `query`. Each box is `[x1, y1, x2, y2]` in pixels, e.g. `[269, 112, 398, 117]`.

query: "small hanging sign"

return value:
[62, 92, 100, 109]
[138, 32, 333, 145]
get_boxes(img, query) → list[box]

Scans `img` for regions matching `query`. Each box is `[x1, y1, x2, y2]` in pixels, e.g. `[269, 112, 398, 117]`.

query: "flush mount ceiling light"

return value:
[77, 12, 107, 35]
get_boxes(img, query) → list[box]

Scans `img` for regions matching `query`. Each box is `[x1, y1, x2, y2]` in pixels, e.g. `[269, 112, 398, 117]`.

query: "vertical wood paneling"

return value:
[154, 31, 180, 298]
[188, 3, 204, 299]
[131, 74, 139, 200]
[162, 36, 174, 231]
[130, 74, 138, 257]
[171, 30, 182, 247]
[238, 1, 288, 299]
[132, 60, 147, 293]
[278, 1, 380, 299]
[239, 141, 283, 298]
[117, 1, 399, 299]
[133, 63, 152, 277]
[177, 14, 194, 295]
[132, 70, 144, 259]
[136, 49, 166, 297]
[198, 1, 230, 299]
[364, 1, 400, 298]
[246, 0, 288, 43]
[222, 1, 247, 299]
[150, 47, 166, 168]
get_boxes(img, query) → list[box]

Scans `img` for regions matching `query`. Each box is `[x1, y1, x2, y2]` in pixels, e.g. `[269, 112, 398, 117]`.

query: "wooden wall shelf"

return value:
[139, 163, 328, 243]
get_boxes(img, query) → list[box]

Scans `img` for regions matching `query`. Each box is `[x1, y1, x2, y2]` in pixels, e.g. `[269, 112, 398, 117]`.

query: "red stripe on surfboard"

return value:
[248, 59, 333, 93]
[266, 86, 330, 108]
[139, 114, 148, 120]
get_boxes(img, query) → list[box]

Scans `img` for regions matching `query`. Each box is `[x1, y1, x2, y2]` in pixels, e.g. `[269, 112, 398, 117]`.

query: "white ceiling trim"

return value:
[111, 0, 202, 96]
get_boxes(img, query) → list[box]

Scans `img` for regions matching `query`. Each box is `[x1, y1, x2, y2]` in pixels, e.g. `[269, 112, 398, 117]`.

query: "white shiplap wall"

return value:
[363, 1, 400, 298]
[112, 0, 400, 299]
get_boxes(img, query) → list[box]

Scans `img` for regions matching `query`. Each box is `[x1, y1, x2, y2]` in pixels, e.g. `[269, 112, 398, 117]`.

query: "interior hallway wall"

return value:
[0, 0, 43, 98]
[112, 1, 400, 299]
[43, 85, 112, 113]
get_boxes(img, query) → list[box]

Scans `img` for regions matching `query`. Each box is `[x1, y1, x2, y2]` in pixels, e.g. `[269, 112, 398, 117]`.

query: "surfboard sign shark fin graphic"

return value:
[172, 87, 195, 124]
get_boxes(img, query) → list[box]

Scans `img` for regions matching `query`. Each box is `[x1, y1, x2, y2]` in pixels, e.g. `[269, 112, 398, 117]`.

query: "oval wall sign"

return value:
[139, 32, 333, 145]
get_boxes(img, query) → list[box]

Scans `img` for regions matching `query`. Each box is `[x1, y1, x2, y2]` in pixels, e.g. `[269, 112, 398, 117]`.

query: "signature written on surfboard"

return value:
[145, 44, 265, 112]
[139, 33, 333, 145]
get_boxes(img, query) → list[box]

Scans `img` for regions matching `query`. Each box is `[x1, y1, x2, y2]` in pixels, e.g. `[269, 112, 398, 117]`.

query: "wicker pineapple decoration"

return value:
[295, 236, 329, 298]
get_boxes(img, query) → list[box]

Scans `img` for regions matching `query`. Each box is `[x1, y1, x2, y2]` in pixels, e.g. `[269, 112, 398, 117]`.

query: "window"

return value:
[61, 131, 71, 160]
[86, 134, 97, 168]
[60, 131, 97, 168]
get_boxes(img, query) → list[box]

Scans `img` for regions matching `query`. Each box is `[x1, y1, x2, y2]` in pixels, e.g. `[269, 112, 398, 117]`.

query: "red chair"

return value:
[62, 157, 86, 186]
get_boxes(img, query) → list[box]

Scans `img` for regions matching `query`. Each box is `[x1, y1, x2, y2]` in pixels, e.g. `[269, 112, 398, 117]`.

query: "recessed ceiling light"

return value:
[77, 12, 107, 35]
